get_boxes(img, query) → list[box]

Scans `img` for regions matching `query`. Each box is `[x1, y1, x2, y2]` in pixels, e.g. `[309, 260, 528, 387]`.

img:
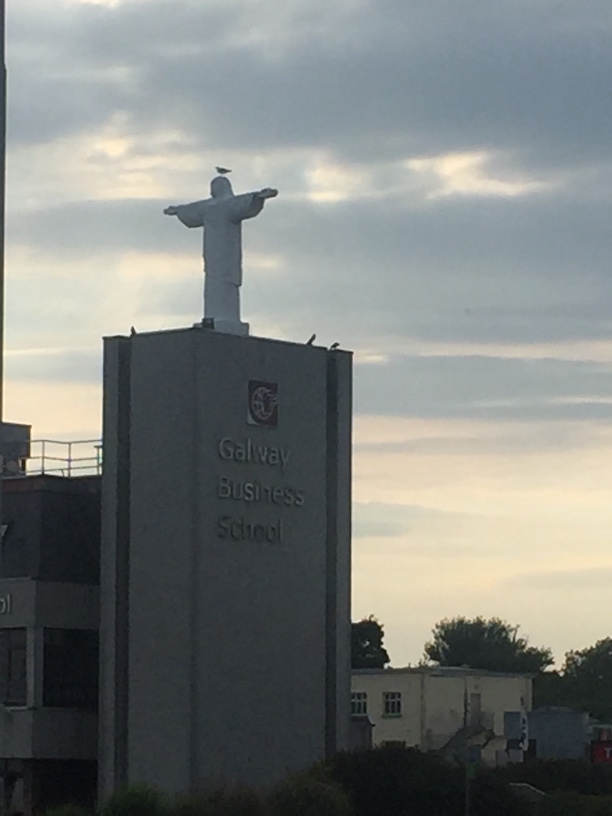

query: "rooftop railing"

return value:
[23, 439, 103, 477]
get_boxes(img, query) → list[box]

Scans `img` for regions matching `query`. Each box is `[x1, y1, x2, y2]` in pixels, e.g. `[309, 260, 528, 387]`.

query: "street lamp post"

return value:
[0, 0, 6, 575]
[0, 0, 6, 422]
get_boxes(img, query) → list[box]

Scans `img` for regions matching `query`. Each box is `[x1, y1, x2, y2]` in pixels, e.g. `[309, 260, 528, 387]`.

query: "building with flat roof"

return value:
[352, 666, 532, 764]
[0, 471, 100, 814]
[100, 326, 352, 793]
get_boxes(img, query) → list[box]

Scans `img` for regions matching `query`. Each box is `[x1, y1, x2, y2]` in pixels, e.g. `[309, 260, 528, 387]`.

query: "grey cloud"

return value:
[353, 354, 612, 421]
[5, 348, 101, 384]
[353, 501, 456, 538]
[6, 0, 612, 429]
[353, 421, 608, 458]
[8, 0, 612, 171]
[9, 190, 612, 351]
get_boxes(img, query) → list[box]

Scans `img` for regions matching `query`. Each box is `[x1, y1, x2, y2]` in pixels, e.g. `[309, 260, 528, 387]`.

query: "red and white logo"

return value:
[247, 381, 278, 427]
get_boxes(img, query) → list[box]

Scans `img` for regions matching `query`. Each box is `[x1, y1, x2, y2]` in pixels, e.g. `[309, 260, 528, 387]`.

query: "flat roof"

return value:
[3, 474, 101, 495]
[353, 665, 533, 679]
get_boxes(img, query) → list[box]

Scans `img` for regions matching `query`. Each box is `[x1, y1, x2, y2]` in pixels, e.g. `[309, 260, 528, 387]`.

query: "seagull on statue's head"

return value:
[215, 166, 232, 175]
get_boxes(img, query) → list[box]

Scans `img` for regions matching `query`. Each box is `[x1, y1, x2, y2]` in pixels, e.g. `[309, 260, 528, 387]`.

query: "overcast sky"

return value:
[6, 0, 612, 667]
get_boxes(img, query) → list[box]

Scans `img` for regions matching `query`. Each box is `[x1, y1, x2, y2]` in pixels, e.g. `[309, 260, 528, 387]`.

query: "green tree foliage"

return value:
[424, 616, 554, 673]
[561, 638, 612, 721]
[351, 616, 390, 669]
[533, 669, 566, 710]
[534, 638, 612, 720]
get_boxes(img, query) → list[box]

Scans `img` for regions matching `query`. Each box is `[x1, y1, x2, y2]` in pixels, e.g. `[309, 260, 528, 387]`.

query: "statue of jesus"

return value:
[164, 173, 278, 336]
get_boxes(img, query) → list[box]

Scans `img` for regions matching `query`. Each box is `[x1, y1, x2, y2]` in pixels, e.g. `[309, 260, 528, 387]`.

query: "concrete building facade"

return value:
[100, 327, 352, 794]
[352, 666, 532, 763]
[0, 475, 100, 813]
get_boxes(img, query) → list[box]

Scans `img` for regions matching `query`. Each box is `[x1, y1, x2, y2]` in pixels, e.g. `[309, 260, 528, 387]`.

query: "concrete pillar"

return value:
[27, 628, 44, 709]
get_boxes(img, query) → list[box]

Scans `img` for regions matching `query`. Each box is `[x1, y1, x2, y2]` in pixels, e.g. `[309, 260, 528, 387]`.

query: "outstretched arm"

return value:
[230, 188, 279, 223]
[163, 200, 208, 228]
[255, 188, 278, 200]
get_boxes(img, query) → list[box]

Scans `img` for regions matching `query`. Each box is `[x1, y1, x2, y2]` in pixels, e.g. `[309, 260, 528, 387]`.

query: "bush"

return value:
[539, 791, 612, 816]
[498, 760, 612, 796]
[170, 787, 268, 816]
[270, 772, 351, 816]
[99, 785, 168, 816]
[324, 745, 465, 816]
[44, 806, 93, 816]
[320, 745, 532, 816]
[470, 773, 529, 816]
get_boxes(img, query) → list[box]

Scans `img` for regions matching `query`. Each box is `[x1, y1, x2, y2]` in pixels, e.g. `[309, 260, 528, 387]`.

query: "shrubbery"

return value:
[539, 791, 612, 816]
[69, 774, 351, 816]
[99, 786, 167, 816]
[45, 750, 612, 816]
[322, 745, 529, 816]
[497, 759, 612, 796]
[44, 806, 93, 816]
[170, 785, 268, 816]
[270, 772, 352, 816]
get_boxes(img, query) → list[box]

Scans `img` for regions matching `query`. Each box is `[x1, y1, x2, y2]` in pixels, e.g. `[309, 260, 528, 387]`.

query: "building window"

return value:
[351, 691, 368, 716]
[383, 691, 402, 717]
[43, 629, 98, 711]
[0, 628, 26, 706]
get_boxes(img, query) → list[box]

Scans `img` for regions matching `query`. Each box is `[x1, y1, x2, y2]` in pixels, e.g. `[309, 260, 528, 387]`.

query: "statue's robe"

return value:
[173, 192, 266, 322]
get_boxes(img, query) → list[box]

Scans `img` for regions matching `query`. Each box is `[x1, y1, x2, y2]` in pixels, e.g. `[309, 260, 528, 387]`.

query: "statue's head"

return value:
[211, 176, 234, 199]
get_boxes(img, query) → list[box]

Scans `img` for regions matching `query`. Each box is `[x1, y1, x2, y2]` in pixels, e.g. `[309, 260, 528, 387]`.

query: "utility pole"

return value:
[0, 0, 6, 560]
[0, 0, 5, 422]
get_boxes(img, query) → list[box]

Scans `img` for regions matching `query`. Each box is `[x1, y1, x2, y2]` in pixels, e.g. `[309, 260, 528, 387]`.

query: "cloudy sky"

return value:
[6, 0, 612, 667]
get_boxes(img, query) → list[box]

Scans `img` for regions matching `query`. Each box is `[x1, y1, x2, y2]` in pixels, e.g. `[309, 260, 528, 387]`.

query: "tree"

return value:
[424, 616, 554, 674]
[351, 616, 390, 669]
[558, 637, 612, 721]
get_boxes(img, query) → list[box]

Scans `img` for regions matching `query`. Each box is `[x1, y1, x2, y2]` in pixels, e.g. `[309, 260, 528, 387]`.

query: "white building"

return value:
[352, 666, 532, 763]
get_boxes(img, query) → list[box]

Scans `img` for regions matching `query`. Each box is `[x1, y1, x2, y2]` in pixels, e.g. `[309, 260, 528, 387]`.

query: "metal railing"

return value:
[24, 439, 103, 477]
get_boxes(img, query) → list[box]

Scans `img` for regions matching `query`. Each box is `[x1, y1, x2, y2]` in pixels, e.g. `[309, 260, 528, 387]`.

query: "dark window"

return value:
[383, 691, 402, 716]
[43, 629, 98, 710]
[0, 628, 27, 706]
[351, 691, 368, 715]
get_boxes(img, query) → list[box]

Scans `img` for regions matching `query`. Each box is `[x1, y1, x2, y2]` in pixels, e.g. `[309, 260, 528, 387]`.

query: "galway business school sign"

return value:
[214, 380, 306, 544]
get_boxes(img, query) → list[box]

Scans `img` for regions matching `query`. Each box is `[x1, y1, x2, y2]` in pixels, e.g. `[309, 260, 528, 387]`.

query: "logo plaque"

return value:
[247, 381, 279, 427]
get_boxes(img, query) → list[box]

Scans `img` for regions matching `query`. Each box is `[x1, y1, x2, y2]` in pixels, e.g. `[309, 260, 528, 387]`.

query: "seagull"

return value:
[130, 326, 137, 336]
[306, 333, 316, 345]
[215, 166, 232, 175]
[329, 342, 340, 350]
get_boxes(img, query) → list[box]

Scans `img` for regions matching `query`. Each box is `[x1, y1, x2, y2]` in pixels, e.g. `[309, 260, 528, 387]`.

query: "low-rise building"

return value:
[352, 666, 532, 763]
[0, 461, 101, 815]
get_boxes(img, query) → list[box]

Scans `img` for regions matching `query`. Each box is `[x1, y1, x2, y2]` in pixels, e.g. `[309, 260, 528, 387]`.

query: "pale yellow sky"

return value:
[6, 4, 612, 670]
